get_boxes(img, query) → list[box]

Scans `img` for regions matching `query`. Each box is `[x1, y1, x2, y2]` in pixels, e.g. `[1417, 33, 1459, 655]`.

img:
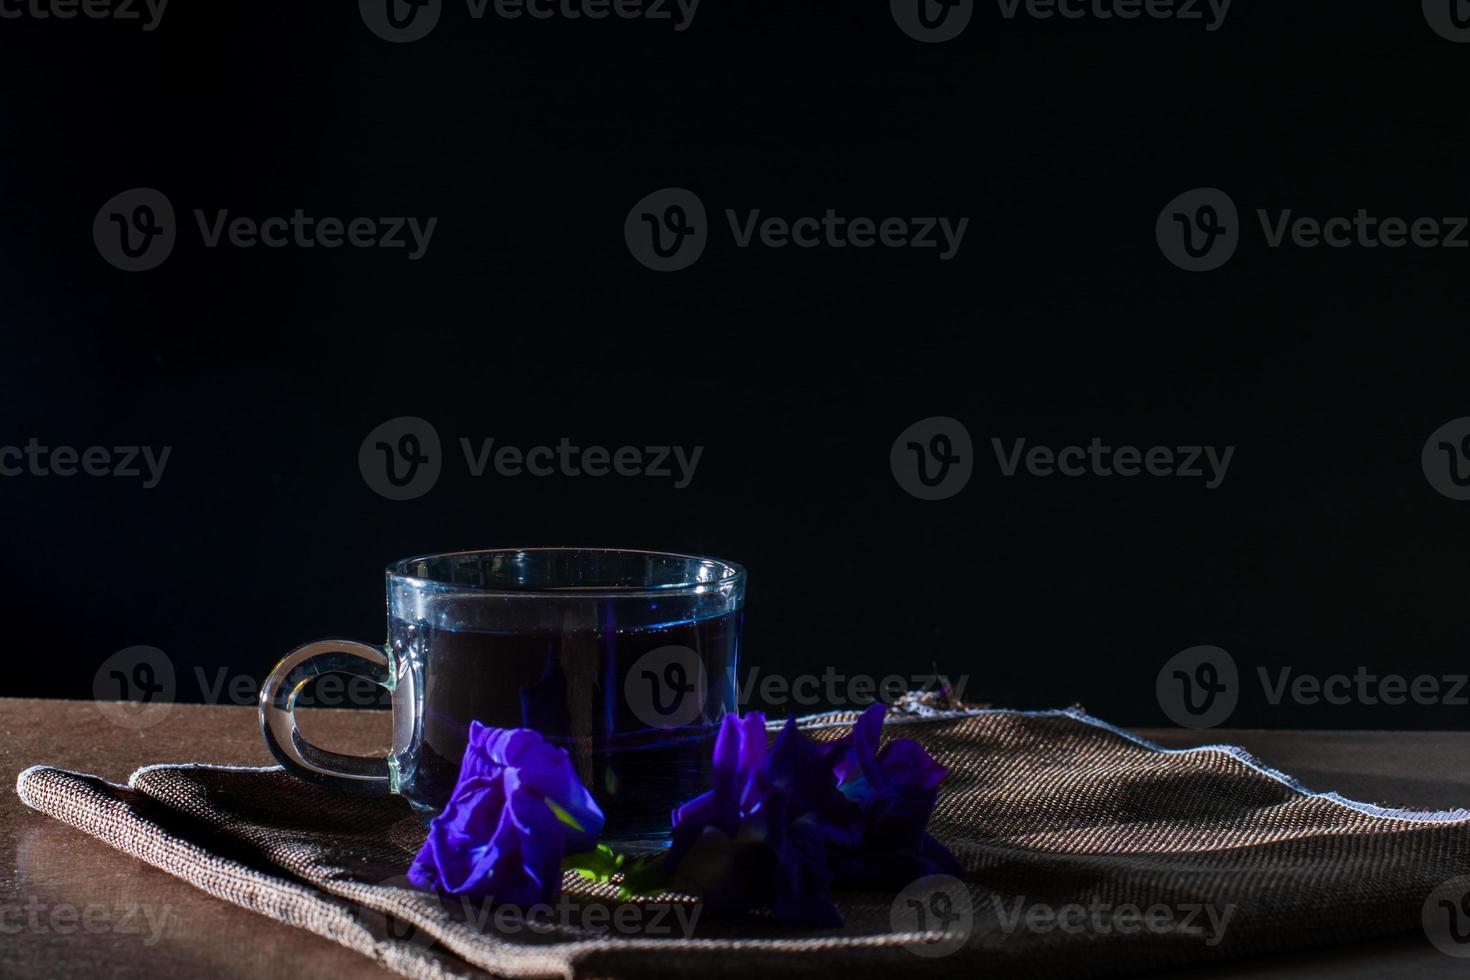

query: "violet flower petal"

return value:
[407, 722, 604, 907]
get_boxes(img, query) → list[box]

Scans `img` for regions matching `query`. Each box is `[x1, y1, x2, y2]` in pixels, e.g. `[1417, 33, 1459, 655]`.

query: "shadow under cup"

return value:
[261, 548, 745, 852]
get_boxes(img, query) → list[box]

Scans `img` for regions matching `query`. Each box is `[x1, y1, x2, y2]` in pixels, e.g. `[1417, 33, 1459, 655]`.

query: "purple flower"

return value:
[666, 713, 854, 927]
[823, 704, 962, 885]
[407, 722, 604, 908]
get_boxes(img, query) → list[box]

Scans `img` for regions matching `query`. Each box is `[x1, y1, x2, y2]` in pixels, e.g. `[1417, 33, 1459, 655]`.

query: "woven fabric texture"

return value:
[16, 707, 1470, 979]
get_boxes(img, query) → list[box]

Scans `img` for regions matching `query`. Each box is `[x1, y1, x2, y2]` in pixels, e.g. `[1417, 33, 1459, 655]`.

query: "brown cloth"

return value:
[14, 706, 1470, 979]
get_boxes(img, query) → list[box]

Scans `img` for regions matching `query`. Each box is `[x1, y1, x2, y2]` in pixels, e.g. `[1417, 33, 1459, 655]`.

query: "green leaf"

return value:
[545, 798, 586, 833]
[563, 846, 681, 899]
[617, 852, 677, 900]
[562, 844, 624, 884]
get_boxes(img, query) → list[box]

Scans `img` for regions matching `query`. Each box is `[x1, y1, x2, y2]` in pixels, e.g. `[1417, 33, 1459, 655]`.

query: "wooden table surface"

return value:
[1, 697, 1466, 979]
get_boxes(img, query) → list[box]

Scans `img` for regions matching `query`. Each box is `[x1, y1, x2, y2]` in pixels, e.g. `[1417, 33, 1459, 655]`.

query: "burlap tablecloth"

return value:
[16, 706, 1470, 978]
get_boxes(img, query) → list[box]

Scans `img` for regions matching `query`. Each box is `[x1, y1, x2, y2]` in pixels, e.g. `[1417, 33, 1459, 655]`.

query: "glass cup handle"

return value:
[259, 638, 394, 794]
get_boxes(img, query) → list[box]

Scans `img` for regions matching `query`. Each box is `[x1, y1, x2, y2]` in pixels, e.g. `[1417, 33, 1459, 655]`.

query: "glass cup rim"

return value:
[386, 546, 747, 599]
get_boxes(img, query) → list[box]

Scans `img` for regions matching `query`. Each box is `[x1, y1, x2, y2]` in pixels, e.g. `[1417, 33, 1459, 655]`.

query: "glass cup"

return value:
[259, 547, 745, 850]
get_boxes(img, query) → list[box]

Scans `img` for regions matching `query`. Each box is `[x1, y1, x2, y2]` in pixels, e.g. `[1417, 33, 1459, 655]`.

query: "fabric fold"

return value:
[15, 708, 1470, 979]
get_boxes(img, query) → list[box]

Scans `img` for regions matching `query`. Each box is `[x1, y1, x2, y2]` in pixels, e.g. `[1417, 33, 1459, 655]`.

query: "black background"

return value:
[4, 0, 1470, 729]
